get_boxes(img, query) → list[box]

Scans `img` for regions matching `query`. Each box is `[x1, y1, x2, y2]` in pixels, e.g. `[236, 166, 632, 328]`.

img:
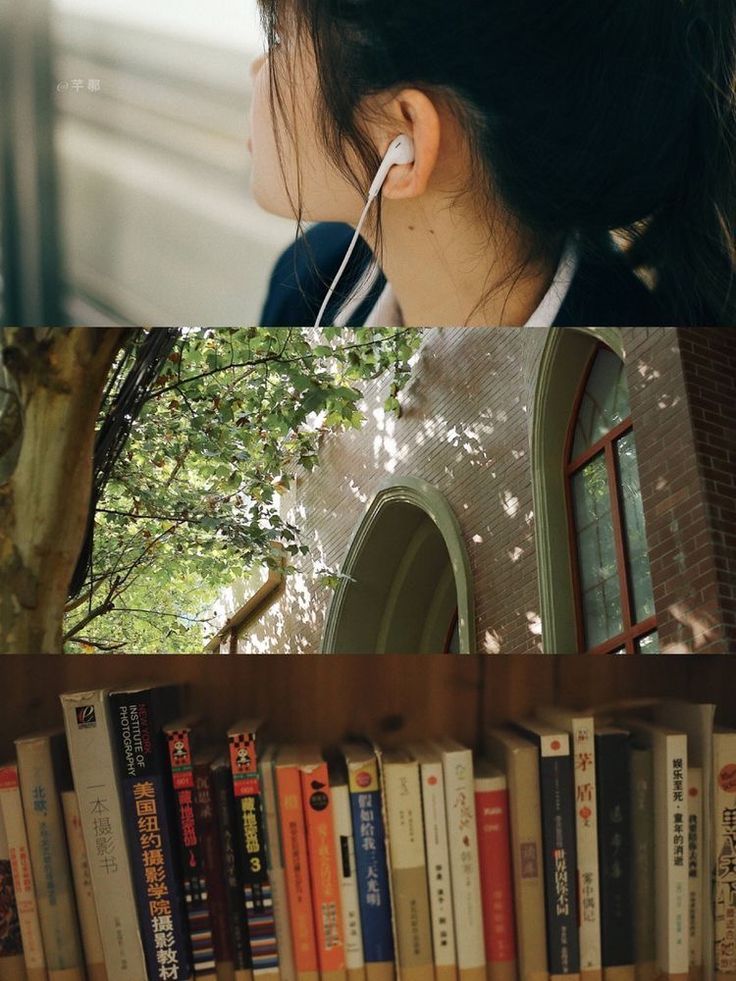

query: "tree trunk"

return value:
[0, 328, 132, 653]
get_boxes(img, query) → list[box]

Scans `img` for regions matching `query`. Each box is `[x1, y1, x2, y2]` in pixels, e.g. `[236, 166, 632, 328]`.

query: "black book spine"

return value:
[211, 759, 252, 974]
[538, 751, 580, 975]
[595, 732, 634, 967]
[109, 688, 193, 981]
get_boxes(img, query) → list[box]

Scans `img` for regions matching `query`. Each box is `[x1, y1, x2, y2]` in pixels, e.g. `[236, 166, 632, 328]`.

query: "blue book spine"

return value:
[109, 688, 193, 981]
[346, 755, 394, 965]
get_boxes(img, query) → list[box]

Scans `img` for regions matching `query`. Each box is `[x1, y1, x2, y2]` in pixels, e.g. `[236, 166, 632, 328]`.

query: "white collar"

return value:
[336, 237, 579, 328]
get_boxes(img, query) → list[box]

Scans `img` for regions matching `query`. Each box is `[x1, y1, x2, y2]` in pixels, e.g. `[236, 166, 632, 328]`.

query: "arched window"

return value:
[565, 345, 659, 654]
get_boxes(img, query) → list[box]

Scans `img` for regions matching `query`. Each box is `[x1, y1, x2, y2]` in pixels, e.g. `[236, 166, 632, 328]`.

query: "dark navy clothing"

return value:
[260, 222, 670, 327]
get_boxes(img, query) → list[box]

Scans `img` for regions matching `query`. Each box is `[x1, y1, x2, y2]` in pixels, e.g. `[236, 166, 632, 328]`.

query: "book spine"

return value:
[60, 688, 148, 981]
[346, 759, 393, 971]
[166, 728, 216, 979]
[569, 719, 601, 978]
[109, 689, 193, 981]
[537, 749, 580, 976]
[211, 762, 251, 976]
[276, 762, 318, 981]
[259, 756, 295, 981]
[475, 782, 516, 972]
[59, 790, 106, 981]
[657, 735, 688, 975]
[0, 765, 47, 979]
[0, 801, 26, 979]
[417, 760, 456, 980]
[630, 747, 655, 979]
[687, 767, 702, 977]
[441, 749, 485, 980]
[299, 762, 345, 980]
[712, 732, 736, 975]
[595, 733, 633, 970]
[15, 734, 85, 979]
[193, 761, 235, 976]
[227, 731, 279, 978]
[331, 784, 365, 979]
[382, 761, 433, 981]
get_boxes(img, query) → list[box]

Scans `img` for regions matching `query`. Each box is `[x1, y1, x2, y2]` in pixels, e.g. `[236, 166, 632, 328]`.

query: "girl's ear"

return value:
[375, 89, 441, 200]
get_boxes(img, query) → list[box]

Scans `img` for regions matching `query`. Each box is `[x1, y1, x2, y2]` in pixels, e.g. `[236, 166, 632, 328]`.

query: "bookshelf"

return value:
[4, 653, 736, 761]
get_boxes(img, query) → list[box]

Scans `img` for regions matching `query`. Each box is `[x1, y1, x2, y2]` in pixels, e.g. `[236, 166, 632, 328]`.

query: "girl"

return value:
[250, 0, 736, 328]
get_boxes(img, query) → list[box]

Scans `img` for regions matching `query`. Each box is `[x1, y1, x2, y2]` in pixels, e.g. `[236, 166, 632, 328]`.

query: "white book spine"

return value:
[569, 717, 601, 973]
[0, 766, 47, 976]
[658, 733, 689, 974]
[417, 759, 456, 973]
[60, 689, 148, 980]
[331, 782, 366, 973]
[713, 731, 736, 974]
[440, 748, 485, 974]
[60, 790, 106, 974]
[687, 767, 703, 972]
[260, 751, 296, 981]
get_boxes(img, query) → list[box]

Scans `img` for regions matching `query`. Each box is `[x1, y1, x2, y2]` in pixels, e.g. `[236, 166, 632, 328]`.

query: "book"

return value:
[210, 756, 253, 981]
[59, 789, 107, 981]
[327, 755, 366, 981]
[653, 700, 715, 981]
[536, 707, 601, 981]
[629, 746, 655, 981]
[227, 720, 279, 981]
[108, 683, 193, 981]
[341, 743, 394, 981]
[164, 719, 217, 980]
[274, 747, 318, 981]
[258, 746, 295, 981]
[485, 727, 548, 981]
[0, 800, 26, 981]
[298, 748, 346, 981]
[474, 759, 516, 981]
[712, 726, 736, 981]
[513, 720, 579, 981]
[409, 743, 457, 981]
[381, 749, 434, 981]
[0, 762, 47, 981]
[192, 750, 237, 981]
[594, 727, 634, 981]
[687, 767, 703, 981]
[60, 686, 148, 981]
[618, 717, 688, 981]
[433, 738, 485, 981]
[15, 729, 86, 981]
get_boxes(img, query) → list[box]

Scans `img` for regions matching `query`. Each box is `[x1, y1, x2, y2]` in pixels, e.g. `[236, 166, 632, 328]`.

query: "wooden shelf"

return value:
[4, 654, 736, 761]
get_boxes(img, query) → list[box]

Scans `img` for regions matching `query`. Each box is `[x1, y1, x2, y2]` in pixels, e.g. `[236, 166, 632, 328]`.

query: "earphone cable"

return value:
[313, 194, 374, 330]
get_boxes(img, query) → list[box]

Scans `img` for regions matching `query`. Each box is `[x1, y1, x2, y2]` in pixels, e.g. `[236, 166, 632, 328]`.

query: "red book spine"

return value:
[475, 786, 517, 965]
[193, 760, 234, 970]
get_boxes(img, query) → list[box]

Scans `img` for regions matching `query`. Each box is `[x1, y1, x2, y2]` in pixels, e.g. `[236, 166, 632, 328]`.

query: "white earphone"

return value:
[313, 134, 415, 329]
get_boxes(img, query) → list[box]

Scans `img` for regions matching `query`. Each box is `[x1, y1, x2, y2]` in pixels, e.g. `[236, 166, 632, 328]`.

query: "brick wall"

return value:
[236, 327, 735, 654]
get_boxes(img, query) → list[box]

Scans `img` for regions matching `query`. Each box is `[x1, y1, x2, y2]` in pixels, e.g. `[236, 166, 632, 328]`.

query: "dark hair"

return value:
[258, 0, 736, 326]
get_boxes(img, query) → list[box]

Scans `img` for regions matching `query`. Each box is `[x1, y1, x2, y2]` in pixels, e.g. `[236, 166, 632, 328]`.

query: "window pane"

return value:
[572, 348, 631, 458]
[572, 453, 623, 650]
[636, 631, 660, 654]
[616, 431, 655, 623]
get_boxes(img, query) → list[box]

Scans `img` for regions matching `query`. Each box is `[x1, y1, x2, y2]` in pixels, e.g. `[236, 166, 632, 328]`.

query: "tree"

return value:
[0, 327, 420, 654]
[0, 328, 132, 653]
